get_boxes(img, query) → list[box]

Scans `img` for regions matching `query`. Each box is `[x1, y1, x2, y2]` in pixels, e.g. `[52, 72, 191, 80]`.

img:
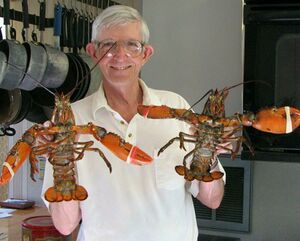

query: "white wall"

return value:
[141, 1, 300, 241]
[142, 0, 243, 115]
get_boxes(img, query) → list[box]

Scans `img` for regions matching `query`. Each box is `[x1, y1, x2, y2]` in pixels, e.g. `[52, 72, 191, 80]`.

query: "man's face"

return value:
[92, 21, 153, 85]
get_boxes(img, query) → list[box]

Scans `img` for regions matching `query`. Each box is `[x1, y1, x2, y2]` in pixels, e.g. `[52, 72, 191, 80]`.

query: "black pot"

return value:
[26, 101, 49, 124]
[0, 88, 32, 126]
[71, 53, 91, 100]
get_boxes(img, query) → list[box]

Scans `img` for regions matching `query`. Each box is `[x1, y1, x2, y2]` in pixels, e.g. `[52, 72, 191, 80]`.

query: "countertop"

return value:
[0, 205, 77, 240]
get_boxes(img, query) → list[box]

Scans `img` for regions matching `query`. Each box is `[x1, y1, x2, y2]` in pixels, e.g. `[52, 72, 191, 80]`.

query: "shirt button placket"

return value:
[126, 122, 136, 144]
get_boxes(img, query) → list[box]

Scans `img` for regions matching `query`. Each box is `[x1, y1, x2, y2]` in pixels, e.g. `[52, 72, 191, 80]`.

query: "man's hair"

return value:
[91, 5, 150, 43]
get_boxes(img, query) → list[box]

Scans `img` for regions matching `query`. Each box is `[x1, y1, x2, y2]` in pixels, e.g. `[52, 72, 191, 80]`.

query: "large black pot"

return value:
[29, 53, 89, 108]
[0, 88, 32, 126]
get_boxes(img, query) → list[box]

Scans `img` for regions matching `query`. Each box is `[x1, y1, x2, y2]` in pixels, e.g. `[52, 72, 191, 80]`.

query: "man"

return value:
[42, 5, 225, 241]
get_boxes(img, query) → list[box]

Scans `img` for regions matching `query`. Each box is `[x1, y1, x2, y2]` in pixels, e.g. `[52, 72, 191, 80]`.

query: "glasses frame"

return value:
[94, 39, 145, 58]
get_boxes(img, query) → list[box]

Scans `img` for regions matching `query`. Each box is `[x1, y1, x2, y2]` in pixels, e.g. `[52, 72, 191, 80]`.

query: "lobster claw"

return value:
[137, 105, 177, 118]
[99, 133, 153, 165]
[252, 106, 300, 134]
[0, 140, 32, 185]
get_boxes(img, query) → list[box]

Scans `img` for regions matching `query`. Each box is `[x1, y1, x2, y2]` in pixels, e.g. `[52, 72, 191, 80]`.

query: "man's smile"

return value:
[110, 65, 132, 70]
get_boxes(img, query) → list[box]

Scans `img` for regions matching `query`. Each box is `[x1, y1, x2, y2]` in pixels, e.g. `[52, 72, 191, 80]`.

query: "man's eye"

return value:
[101, 42, 115, 49]
[127, 41, 140, 48]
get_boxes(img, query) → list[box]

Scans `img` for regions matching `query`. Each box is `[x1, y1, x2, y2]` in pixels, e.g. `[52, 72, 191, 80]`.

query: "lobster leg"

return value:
[175, 149, 195, 181]
[158, 137, 181, 156]
[85, 147, 112, 171]
[73, 123, 153, 165]
[158, 131, 198, 156]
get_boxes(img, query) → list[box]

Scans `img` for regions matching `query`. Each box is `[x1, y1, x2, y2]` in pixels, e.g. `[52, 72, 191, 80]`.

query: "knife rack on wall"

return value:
[0, 0, 120, 29]
[0, 0, 122, 47]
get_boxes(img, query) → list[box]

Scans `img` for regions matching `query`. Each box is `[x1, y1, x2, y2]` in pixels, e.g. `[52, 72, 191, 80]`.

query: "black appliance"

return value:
[242, 1, 300, 162]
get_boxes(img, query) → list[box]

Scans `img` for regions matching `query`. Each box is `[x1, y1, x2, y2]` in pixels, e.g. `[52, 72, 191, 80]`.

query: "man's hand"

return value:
[36, 121, 54, 146]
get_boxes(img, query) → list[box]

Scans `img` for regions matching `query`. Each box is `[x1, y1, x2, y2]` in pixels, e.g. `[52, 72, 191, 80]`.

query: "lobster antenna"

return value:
[186, 80, 272, 113]
[224, 80, 271, 92]
[3, 61, 56, 97]
[186, 89, 214, 112]
[66, 43, 117, 98]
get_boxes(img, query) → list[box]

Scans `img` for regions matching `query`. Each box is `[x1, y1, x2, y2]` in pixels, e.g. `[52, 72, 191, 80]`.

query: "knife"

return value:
[39, 0, 46, 43]
[53, 1, 62, 49]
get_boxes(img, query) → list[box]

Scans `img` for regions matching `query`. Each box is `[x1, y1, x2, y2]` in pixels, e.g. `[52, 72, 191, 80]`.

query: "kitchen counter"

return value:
[0, 205, 77, 240]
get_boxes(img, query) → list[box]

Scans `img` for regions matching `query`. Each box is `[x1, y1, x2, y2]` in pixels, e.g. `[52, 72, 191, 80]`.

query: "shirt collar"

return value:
[91, 79, 162, 119]
[139, 79, 161, 105]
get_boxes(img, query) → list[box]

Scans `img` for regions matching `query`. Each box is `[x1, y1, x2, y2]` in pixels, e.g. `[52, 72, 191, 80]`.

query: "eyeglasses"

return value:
[95, 39, 145, 57]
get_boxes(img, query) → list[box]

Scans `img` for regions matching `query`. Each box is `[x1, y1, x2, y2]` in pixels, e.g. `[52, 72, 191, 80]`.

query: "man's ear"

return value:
[142, 44, 154, 62]
[86, 42, 96, 58]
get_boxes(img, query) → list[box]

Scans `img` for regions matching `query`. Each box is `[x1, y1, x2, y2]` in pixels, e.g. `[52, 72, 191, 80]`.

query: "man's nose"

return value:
[111, 42, 130, 57]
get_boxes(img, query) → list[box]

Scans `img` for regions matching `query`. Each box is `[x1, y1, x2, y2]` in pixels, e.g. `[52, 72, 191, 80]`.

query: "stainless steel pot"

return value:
[40, 43, 69, 88]
[0, 39, 27, 90]
[19, 41, 48, 90]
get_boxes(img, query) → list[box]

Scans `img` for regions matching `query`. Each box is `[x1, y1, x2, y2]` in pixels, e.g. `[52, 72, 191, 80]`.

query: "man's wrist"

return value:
[209, 157, 219, 170]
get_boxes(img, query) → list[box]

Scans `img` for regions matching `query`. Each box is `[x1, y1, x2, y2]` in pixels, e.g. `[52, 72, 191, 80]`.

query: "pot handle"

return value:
[0, 126, 16, 136]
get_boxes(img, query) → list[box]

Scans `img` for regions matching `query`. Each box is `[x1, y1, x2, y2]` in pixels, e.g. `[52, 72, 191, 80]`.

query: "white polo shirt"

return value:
[42, 79, 225, 241]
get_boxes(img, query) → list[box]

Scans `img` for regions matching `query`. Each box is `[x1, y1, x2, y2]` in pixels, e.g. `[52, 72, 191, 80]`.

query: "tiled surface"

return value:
[0, 136, 8, 201]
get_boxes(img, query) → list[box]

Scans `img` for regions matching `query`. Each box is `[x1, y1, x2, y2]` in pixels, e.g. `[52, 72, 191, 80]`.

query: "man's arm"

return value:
[50, 201, 82, 235]
[196, 178, 224, 209]
[188, 157, 226, 209]
[193, 138, 230, 209]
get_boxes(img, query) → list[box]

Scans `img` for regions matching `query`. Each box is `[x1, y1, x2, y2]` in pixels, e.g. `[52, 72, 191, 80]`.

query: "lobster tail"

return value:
[175, 165, 224, 182]
[44, 184, 88, 202]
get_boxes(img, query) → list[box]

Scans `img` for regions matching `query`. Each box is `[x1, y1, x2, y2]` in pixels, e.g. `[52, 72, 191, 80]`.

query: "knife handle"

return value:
[39, 1, 46, 31]
[3, 0, 10, 25]
[22, 0, 29, 28]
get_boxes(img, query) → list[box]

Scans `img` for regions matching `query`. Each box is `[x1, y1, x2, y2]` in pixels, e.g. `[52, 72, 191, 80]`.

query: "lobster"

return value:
[0, 44, 153, 202]
[0, 93, 153, 202]
[137, 85, 300, 182]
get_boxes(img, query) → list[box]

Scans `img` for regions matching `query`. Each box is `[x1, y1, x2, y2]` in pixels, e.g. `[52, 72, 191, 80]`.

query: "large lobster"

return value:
[0, 93, 153, 202]
[138, 86, 300, 182]
[0, 44, 153, 202]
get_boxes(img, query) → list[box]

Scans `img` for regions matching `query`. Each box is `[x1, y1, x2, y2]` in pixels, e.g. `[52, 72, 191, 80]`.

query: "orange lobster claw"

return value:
[252, 106, 300, 134]
[137, 105, 179, 118]
[74, 124, 153, 165]
[137, 105, 203, 125]
[0, 141, 31, 185]
[100, 133, 153, 165]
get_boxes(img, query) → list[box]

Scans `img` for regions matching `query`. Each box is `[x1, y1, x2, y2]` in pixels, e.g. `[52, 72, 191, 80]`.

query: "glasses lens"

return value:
[97, 40, 115, 54]
[97, 40, 144, 57]
[124, 40, 143, 56]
